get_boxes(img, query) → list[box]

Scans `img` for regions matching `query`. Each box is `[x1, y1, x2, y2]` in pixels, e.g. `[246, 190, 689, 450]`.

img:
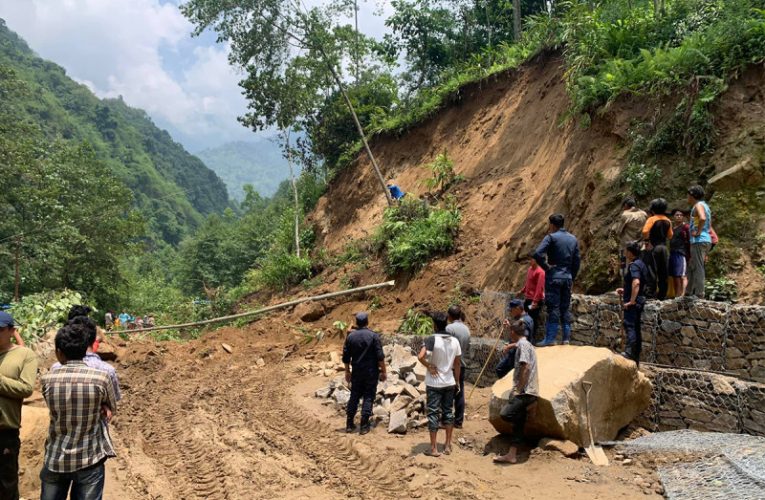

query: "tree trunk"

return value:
[513, 0, 522, 41]
[316, 45, 392, 205]
[284, 130, 301, 258]
[354, 0, 360, 83]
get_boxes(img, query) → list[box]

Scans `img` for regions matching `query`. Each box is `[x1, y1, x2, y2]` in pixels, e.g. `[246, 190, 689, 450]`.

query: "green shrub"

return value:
[249, 253, 313, 292]
[705, 277, 738, 302]
[10, 289, 85, 344]
[397, 309, 434, 336]
[376, 198, 461, 272]
[422, 151, 464, 194]
[622, 162, 663, 197]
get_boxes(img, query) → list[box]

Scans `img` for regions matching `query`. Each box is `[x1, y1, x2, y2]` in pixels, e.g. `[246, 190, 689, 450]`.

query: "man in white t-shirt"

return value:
[417, 312, 461, 457]
[494, 320, 539, 464]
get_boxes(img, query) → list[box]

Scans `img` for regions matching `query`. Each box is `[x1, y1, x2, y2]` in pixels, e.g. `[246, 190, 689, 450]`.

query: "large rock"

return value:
[294, 301, 325, 322]
[413, 362, 427, 382]
[388, 409, 408, 434]
[390, 345, 418, 375]
[489, 346, 652, 447]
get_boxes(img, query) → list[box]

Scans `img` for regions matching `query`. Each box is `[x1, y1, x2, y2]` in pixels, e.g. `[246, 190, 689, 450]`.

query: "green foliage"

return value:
[248, 253, 313, 292]
[0, 21, 229, 246]
[622, 162, 663, 197]
[705, 277, 738, 302]
[397, 308, 434, 336]
[376, 198, 461, 272]
[422, 151, 463, 193]
[10, 290, 84, 344]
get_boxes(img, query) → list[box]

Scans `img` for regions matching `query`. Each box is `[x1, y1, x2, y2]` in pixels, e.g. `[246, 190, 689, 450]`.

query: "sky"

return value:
[0, 0, 392, 152]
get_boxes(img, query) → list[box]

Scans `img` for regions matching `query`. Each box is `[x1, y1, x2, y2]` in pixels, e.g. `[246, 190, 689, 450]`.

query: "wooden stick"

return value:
[467, 322, 507, 402]
[117, 280, 396, 334]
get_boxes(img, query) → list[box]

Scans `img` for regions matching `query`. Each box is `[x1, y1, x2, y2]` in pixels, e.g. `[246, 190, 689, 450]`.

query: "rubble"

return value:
[313, 345, 430, 433]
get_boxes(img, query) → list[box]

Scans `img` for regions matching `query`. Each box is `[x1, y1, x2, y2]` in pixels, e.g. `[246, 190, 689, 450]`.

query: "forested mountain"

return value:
[196, 139, 293, 201]
[0, 19, 229, 245]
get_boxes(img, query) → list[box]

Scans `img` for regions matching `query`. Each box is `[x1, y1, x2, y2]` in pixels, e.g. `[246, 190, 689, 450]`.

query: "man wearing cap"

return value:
[342, 312, 386, 435]
[494, 300, 533, 379]
[0, 311, 38, 500]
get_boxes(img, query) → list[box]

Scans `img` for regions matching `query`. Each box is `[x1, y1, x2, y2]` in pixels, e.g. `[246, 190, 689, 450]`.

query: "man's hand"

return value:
[502, 318, 511, 328]
[502, 343, 516, 354]
[379, 372, 387, 382]
[530, 302, 538, 310]
[623, 301, 635, 310]
[428, 364, 438, 376]
[345, 370, 351, 384]
[100, 404, 112, 423]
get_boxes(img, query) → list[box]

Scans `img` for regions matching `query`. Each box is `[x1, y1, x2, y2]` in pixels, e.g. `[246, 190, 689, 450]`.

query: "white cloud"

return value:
[0, 0, 251, 149]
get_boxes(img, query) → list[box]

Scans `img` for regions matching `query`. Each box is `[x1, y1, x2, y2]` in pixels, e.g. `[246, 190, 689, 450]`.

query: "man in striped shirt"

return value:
[40, 323, 117, 500]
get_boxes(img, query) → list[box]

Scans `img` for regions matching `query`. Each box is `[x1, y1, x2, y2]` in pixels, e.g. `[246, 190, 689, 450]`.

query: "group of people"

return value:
[104, 311, 155, 331]
[342, 305, 538, 464]
[0, 306, 120, 499]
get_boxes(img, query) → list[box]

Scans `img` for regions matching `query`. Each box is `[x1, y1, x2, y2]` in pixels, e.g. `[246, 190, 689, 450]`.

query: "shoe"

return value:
[536, 341, 557, 347]
[360, 425, 371, 435]
[454, 423, 463, 429]
[563, 341, 570, 345]
[346, 425, 356, 433]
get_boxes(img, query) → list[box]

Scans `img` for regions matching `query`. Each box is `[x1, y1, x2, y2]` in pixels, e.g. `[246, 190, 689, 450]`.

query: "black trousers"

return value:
[453, 366, 466, 426]
[347, 373, 378, 424]
[500, 394, 537, 444]
[623, 305, 643, 365]
[0, 428, 20, 500]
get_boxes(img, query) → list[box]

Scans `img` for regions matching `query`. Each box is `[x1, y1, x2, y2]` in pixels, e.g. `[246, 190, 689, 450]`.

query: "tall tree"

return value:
[182, 0, 393, 204]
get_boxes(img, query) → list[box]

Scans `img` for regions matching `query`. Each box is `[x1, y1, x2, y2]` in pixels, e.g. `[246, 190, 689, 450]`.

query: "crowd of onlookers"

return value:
[104, 311, 155, 331]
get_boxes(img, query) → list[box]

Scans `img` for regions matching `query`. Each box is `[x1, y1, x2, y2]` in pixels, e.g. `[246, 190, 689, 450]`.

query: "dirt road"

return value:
[22, 325, 658, 499]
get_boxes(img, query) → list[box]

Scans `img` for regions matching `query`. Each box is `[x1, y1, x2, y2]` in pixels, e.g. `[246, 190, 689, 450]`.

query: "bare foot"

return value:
[493, 447, 518, 464]
[424, 449, 441, 457]
[443, 445, 452, 455]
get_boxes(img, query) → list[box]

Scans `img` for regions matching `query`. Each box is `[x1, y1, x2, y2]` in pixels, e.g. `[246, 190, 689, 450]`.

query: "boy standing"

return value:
[418, 313, 461, 457]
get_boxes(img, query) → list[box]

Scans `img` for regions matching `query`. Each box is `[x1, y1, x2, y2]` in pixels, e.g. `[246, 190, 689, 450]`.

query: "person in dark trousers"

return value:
[495, 299, 533, 379]
[519, 255, 544, 343]
[669, 208, 691, 297]
[445, 305, 470, 429]
[40, 323, 117, 500]
[342, 312, 386, 435]
[641, 198, 673, 300]
[494, 320, 539, 464]
[617, 241, 649, 365]
[534, 214, 581, 346]
[0, 312, 38, 500]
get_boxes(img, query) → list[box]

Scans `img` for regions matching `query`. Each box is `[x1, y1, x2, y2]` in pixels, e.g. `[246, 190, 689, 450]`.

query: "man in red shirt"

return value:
[520, 255, 545, 344]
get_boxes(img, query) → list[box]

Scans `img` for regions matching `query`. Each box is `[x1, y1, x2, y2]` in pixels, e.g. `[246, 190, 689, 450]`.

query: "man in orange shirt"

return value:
[642, 198, 673, 300]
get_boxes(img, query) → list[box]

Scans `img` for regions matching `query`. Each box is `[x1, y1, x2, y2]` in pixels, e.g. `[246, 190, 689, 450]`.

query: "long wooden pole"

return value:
[121, 280, 395, 334]
[467, 322, 507, 402]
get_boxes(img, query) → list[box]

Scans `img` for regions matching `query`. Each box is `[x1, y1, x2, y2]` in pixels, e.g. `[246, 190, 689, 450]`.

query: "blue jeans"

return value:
[40, 461, 105, 500]
[426, 386, 455, 432]
[453, 368, 466, 426]
[544, 278, 573, 343]
[623, 305, 643, 365]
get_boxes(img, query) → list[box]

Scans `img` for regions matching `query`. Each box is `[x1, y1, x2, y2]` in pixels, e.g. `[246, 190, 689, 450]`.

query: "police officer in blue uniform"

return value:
[617, 241, 649, 365]
[342, 312, 387, 434]
[533, 214, 581, 346]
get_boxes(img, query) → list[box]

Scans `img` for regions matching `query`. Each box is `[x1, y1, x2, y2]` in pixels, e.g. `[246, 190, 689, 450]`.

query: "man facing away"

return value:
[686, 185, 713, 298]
[40, 323, 117, 500]
[669, 209, 691, 298]
[494, 320, 539, 465]
[418, 312, 461, 457]
[615, 197, 648, 258]
[342, 312, 386, 435]
[495, 299, 533, 379]
[519, 256, 544, 344]
[642, 198, 673, 300]
[445, 305, 470, 429]
[0, 311, 38, 500]
[534, 214, 581, 346]
[617, 241, 649, 365]
[51, 315, 121, 402]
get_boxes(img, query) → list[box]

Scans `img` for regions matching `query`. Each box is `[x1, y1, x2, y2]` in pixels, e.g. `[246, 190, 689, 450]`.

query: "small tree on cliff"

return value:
[182, 0, 392, 205]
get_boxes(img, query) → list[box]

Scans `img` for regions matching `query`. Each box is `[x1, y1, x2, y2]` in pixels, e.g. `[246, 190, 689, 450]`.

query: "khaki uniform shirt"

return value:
[0, 346, 39, 430]
[617, 208, 648, 248]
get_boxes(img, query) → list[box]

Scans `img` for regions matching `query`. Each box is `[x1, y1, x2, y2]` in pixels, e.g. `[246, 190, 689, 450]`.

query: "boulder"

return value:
[413, 363, 427, 382]
[401, 383, 420, 399]
[384, 384, 404, 397]
[488, 346, 652, 447]
[390, 345, 418, 375]
[333, 388, 351, 406]
[388, 409, 408, 434]
[315, 387, 333, 398]
[539, 438, 580, 457]
[391, 395, 413, 412]
[294, 301, 325, 322]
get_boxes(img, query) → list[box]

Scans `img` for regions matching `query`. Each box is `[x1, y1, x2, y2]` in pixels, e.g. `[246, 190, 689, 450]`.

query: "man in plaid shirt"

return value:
[40, 323, 117, 499]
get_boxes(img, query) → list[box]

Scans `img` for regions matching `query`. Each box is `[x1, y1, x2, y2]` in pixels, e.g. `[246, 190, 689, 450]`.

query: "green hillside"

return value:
[196, 139, 293, 201]
[0, 19, 229, 245]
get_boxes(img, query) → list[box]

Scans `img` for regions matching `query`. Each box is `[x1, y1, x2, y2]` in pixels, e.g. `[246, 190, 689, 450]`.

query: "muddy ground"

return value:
[20, 325, 660, 499]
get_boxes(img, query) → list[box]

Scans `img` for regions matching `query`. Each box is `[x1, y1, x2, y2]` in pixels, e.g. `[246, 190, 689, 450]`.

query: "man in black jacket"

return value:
[342, 312, 387, 435]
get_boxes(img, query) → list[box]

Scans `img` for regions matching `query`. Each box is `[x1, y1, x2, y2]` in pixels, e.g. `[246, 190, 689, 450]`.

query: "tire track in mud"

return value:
[117, 347, 409, 499]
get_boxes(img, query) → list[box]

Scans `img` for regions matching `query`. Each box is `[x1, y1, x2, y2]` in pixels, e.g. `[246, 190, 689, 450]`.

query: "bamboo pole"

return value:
[467, 322, 507, 402]
[121, 280, 395, 334]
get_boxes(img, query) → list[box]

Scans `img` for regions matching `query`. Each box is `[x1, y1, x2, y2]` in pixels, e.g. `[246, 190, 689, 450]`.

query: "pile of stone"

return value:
[313, 344, 430, 433]
[297, 351, 346, 377]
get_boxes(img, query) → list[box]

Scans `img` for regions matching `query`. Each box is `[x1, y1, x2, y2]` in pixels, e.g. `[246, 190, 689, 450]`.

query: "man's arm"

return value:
[515, 362, 529, 395]
[533, 269, 545, 305]
[12, 331, 24, 347]
[571, 242, 581, 281]
[533, 236, 551, 272]
[625, 277, 640, 307]
[342, 336, 352, 382]
[453, 356, 461, 392]
[0, 351, 38, 399]
[693, 202, 706, 237]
